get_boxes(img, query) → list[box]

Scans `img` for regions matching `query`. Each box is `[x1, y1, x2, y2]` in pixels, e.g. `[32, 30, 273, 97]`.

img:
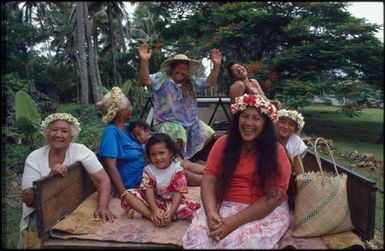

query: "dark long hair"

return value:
[226, 60, 237, 80]
[216, 110, 280, 206]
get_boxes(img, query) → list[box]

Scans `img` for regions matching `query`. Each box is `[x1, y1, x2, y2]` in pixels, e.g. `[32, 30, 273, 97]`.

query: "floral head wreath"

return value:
[231, 94, 278, 124]
[277, 109, 305, 131]
[103, 86, 122, 123]
[40, 113, 81, 134]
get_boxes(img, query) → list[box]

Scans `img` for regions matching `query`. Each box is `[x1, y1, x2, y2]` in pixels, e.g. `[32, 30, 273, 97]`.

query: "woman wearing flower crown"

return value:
[276, 109, 307, 175]
[19, 113, 115, 249]
[138, 43, 222, 186]
[97, 87, 146, 198]
[183, 94, 291, 249]
[226, 60, 281, 109]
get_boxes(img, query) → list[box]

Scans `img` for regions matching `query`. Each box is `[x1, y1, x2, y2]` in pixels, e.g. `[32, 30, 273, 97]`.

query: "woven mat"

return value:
[50, 187, 362, 249]
[50, 187, 201, 246]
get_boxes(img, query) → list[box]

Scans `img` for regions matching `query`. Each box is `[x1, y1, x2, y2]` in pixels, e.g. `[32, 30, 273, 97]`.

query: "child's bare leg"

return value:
[184, 170, 203, 187]
[123, 193, 152, 219]
[183, 159, 204, 174]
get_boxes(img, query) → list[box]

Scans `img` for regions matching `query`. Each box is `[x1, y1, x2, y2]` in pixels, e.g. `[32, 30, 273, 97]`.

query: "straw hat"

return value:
[160, 54, 202, 74]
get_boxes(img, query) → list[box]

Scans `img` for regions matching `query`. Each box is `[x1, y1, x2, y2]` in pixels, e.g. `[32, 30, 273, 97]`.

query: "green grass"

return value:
[299, 105, 384, 161]
[2, 193, 22, 248]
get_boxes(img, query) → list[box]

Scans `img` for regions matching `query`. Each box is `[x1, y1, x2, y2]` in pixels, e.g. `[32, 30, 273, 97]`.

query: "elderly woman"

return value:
[183, 94, 291, 249]
[19, 113, 115, 249]
[276, 109, 307, 175]
[97, 87, 146, 197]
[138, 43, 221, 165]
[226, 60, 281, 109]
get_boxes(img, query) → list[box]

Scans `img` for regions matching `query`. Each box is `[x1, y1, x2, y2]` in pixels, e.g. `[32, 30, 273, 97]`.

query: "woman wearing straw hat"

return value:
[138, 43, 222, 185]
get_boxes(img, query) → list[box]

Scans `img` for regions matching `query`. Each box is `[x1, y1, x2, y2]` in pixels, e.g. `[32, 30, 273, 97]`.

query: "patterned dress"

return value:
[122, 161, 200, 220]
[150, 71, 215, 159]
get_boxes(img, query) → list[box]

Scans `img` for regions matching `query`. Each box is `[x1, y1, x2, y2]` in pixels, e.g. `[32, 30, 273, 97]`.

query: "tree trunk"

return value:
[76, 2, 89, 120]
[107, 3, 119, 86]
[83, 2, 102, 103]
[92, 26, 103, 91]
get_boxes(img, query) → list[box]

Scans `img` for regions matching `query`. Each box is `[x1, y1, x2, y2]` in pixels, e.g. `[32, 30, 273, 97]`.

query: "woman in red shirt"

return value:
[183, 94, 291, 249]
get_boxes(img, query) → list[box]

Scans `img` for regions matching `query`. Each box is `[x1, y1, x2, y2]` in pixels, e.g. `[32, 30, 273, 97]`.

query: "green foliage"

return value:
[121, 79, 132, 95]
[15, 90, 42, 131]
[3, 73, 33, 93]
[131, 8, 160, 45]
[337, 103, 362, 117]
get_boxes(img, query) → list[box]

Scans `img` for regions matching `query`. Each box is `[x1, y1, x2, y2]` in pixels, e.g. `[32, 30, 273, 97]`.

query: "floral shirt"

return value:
[150, 70, 208, 127]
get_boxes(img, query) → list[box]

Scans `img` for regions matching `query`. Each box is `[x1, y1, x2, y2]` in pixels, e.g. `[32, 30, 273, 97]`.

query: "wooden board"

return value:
[33, 161, 96, 240]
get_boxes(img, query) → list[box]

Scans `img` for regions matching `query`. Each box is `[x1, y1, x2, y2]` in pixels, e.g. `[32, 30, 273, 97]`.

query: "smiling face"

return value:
[230, 63, 248, 80]
[47, 120, 73, 151]
[276, 117, 297, 139]
[238, 107, 266, 143]
[170, 61, 189, 83]
[148, 142, 173, 170]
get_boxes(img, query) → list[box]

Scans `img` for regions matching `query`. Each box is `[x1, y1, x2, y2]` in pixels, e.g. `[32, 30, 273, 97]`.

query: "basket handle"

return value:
[297, 137, 315, 174]
[314, 137, 339, 175]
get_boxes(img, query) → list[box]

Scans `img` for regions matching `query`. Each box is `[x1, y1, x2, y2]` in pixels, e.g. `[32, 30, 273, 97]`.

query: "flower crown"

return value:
[277, 109, 305, 131]
[103, 86, 122, 123]
[231, 94, 278, 124]
[41, 113, 81, 134]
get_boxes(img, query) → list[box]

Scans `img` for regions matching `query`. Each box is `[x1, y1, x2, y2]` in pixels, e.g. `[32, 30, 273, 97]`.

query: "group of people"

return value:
[19, 43, 308, 249]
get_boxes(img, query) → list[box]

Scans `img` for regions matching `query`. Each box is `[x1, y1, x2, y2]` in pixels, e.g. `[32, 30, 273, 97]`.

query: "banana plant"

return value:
[15, 90, 42, 147]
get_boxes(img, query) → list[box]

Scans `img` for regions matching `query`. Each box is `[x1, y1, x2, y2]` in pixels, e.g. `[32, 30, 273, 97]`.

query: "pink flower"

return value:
[243, 94, 256, 105]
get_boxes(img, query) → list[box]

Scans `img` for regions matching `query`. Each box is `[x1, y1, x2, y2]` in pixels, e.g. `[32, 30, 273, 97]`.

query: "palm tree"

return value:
[76, 2, 89, 119]
[83, 2, 102, 103]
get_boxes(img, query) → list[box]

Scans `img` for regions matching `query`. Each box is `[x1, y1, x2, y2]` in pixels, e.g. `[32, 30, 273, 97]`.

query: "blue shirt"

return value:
[99, 123, 146, 189]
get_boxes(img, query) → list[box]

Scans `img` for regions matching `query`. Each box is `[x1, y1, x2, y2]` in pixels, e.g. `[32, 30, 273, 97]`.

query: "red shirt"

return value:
[204, 134, 291, 204]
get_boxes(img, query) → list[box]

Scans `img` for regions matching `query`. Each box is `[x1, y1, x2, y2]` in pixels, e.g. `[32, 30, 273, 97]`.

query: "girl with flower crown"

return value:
[183, 94, 291, 249]
[138, 43, 222, 186]
[19, 113, 115, 249]
[276, 109, 307, 175]
[97, 87, 146, 198]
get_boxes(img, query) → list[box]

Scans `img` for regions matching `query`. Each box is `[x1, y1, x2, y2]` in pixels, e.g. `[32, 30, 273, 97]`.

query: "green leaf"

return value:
[121, 79, 132, 95]
[15, 90, 41, 131]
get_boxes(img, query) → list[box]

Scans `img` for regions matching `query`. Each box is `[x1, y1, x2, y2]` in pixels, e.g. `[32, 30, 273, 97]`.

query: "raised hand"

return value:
[210, 48, 222, 66]
[138, 43, 152, 61]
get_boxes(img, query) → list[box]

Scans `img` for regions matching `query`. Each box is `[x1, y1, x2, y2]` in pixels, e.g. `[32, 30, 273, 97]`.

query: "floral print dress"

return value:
[122, 160, 200, 220]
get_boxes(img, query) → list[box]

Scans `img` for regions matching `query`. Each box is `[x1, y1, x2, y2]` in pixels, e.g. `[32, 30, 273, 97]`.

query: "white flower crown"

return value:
[277, 109, 305, 130]
[40, 113, 81, 134]
[103, 86, 122, 123]
[231, 94, 278, 124]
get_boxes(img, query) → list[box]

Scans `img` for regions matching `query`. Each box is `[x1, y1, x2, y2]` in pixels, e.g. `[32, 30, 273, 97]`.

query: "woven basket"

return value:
[292, 137, 353, 237]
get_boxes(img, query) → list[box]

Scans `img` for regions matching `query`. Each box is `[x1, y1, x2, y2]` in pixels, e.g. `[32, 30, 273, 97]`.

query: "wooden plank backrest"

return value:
[33, 161, 96, 240]
[302, 151, 376, 240]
